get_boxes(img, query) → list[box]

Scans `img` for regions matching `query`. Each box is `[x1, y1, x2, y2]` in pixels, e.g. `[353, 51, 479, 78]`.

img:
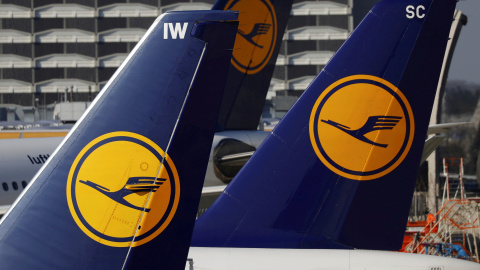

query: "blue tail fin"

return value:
[0, 11, 238, 269]
[192, 0, 457, 251]
[212, 0, 293, 130]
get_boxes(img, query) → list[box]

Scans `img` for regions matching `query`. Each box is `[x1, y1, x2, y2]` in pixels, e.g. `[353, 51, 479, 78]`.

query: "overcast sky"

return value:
[448, 0, 480, 84]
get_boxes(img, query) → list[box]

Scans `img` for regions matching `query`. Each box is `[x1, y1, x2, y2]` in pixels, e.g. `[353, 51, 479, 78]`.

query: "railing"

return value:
[404, 199, 480, 263]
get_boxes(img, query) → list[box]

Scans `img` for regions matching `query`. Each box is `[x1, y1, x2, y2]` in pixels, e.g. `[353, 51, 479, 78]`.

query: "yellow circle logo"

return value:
[309, 75, 415, 180]
[224, 0, 277, 74]
[66, 132, 180, 247]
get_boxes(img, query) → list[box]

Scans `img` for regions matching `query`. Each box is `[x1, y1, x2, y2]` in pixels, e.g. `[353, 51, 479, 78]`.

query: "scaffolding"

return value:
[443, 158, 465, 201]
[404, 158, 480, 263]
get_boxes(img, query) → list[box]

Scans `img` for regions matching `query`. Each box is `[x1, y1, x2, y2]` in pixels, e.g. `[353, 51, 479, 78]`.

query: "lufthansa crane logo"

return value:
[66, 132, 180, 247]
[223, 0, 277, 74]
[309, 75, 415, 180]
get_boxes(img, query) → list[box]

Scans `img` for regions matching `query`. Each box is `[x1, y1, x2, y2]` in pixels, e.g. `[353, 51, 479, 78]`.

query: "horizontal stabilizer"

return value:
[427, 122, 471, 135]
[421, 135, 445, 164]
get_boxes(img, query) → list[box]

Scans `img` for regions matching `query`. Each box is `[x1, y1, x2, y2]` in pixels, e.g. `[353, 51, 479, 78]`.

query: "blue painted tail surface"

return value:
[212, 0, 293, 131]
[0, 11, 238, 269]
[192, 0, 457, 251]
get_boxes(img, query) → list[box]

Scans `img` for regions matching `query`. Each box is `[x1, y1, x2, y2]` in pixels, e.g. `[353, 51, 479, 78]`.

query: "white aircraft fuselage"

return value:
[186, 247, 480, 269]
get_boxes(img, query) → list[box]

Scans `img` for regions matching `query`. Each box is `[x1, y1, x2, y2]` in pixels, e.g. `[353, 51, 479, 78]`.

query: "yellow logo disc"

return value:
[66, 132, 180, 247]
[224, 0, 277, 74]
[309, 75, 415, 180]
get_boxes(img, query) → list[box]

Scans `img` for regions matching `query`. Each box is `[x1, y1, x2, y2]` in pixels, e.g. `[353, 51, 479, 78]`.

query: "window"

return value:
[2, 182, 8, 191]
[12, 181, 18, 190]
[21, 181, 27, 188]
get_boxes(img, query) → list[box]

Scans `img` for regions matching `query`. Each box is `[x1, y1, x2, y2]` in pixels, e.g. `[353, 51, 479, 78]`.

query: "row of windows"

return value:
[1, 43, 135, 59]
[1, 15, 350, 34]
[1, 40, 345, 59]
[2, 181, 28, 191]
[1, 17, 155, 34]
[0, 65, 321, 90]
[2, 0, 212, 10]
[0, 67, 116, 84]
[0, 92, 96, 108]
[0, 52, 337, 70]
[3, 0, 348, 12]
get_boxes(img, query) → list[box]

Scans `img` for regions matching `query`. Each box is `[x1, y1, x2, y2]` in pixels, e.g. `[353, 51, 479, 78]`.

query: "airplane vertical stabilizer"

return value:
[213, 0, 293, 130]
[192, 0, 457, 251]
[0, 11, 238, 269]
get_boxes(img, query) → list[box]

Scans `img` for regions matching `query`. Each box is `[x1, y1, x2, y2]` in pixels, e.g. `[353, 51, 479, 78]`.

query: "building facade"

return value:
[0, 0, 364, 120]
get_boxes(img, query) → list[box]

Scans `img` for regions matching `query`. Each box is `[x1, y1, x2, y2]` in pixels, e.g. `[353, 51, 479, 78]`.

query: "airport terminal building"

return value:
[0, 0, 382, 121]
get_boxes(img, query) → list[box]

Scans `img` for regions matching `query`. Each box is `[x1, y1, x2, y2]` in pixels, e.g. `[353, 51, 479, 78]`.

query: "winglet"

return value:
[192, 0, 457, 251]
[0, 11, 238, 269]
